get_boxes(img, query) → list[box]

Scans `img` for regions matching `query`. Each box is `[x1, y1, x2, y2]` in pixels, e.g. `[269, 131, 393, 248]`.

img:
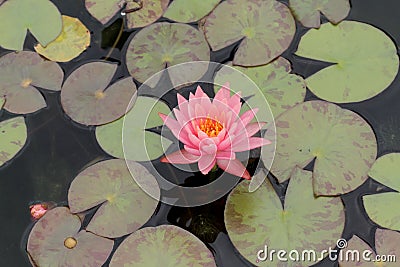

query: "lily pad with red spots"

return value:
[289, 0, 350, 28]
[125, 22, 210, 88]
[27, 207, 114, 267]
[0, 117, 27, 168]
[61, 61, 137, 126]
[110, 225, 217, 267]
[164, 0, 220, 23]
[0, 51, 64, 114]
[68, 159, 160, 238]
[262, 100, 377, 196]
[225, 167, 345, 267]
[202, 0, 295, 66]
[85, 0, 169, 28]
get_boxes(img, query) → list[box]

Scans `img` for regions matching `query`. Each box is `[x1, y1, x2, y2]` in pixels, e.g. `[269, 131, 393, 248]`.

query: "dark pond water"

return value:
[1, 0, 400, 266]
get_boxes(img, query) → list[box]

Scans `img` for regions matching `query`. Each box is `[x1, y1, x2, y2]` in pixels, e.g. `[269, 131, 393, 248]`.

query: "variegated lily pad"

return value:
[225, 167, 345, 267]
[126, 22, 210, 88]
[262, 100, 377, 196]
[0, 117, 27, 167]
[68, 159, 160, 238]
[0, 51, 64, 114]
[296, 21, 399, 103]
[0, 0, 62, 51]
[339, 230, 399, 267]
[85, 0, 169, 28]
[164, 0, 220, 23]
[34, 15, 91, 62]
[27, 207, 114, 267]
[214, 57, 306, 120]
[61, 62, 136, 126]
[202, 0, 295, 66]
[289, 0, 350, 28]
[362, 153, 400, 231]
[110, 225, 217, 267]
[96, 96, 172, 161]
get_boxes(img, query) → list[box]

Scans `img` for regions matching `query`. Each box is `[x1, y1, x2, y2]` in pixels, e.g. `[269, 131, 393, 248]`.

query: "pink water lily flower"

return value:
[159, 83, 271, 179]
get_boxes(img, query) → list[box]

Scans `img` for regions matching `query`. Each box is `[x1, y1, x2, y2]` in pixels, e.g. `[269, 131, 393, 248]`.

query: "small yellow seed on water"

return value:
[64, 237, 77, 249]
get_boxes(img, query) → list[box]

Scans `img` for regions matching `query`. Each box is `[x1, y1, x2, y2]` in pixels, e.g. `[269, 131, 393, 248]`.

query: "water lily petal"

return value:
[198, 154, 217, 174]
[217, 159, 250, 179]
[245, 122, 266, 137]
[161, 149, 200, 164]
[216, 150, 235, 160]
[232, 137, 271, 152]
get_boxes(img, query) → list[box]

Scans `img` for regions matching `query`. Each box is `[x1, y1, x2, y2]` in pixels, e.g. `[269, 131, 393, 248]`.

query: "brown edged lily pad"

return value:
[0, 117, 27, 168]
[68, 159, 160, 238]
[27, 207, 113, 267]
[164, 0, 220, 23]
[0, 51, 63, 114]
[110, 225, 217, 266]
[61, 61, 137, 126]
[202, 0, 295, 66]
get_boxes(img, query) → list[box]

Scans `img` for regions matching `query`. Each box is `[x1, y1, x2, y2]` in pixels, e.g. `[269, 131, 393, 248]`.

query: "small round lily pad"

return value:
[296, 21, 399, 103]
[0, 117, 27, 168]
[110, 225, 217, 267]
[27, 207, 114, 267]
[35, 15, 91, 62]
[202, 0, 295, 66]
[61, 61, 137, 126]
[164, 0, 220, 23]
[68, 159, 160, 238]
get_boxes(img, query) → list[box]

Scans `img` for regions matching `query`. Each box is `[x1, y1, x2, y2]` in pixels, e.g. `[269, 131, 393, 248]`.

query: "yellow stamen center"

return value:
[21, 78, 32, 88]
[94, 90, 106, 99]
[199, 117, 223, 137]
[64, 237, 77, 249]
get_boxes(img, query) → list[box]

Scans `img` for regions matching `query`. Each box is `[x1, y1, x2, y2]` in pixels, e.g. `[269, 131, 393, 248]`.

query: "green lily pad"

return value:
[61, 62, 136, 126]
[34, 15, 91, 62]
[0, 0, 62, 51]
[368, 153, 400, 191]
[296, 21, 399, 103]
[85, 0, 169, 28]
[126, 22, 210, 88]
[289, 0, 350, 28]
[96, 96, 172, 161]
[164, 0, 220, 23]
[225, 167, 345, 266]
[214, 57, 306, 120]
[0, 117, 27, 168]
[262, 100, 377, 196]
[110, 225, 216, 267]
[27, 207, 114, 267]
[68, 159, 160, 238]
[0, 51, 64, 114]
[202, 0, 295, 66]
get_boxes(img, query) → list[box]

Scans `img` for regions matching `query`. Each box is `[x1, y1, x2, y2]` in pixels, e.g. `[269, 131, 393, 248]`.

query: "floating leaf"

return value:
[0, 117, 27, 167]
[110, 225, 216, 267]
[202, 0, 295, 66]
[262, 100, 377, 196]
[0, 51, 63, 114]
[368, 153, 400, 191]
[34, 15, 91, 62]
[96, 96, 172, 161]
[126, 22, 210, 88]
[225, 167, 345, 267]
[296, 21, 399, 103]
[27, 207, 113, 267]
[164, 0, 220, 23]
[85, 0, 169, 28]
[214, 57, 306, 120]
[61, 62, 136, 126]
[0, 97, 4, 109]
[68, 159, 160, 238]
[0, 0, 62, 50]
[289, 0, 350, 28]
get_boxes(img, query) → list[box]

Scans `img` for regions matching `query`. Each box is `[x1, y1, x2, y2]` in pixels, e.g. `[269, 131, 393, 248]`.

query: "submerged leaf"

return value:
[110, 225, 216, 267]
[35, 15, 91, 62]
[85, 0, 169, 28]
[0, 117, 27, 167]
[0, 51, 64, 114]
[262, 100, 377, 196]
[202, 0, 295, 66]
[225, 168, 345, 266]
[289, 0, 350, 28]
[296, 21, 399, 103]
[27, 207, 114, 267]
[0, 0, 62, 50]
[68, 159, 160, 238]
[126, 22, 210, 88]
[96, 96, 172, 161]
[164, 0, 220, 23]
[61, 62, 137, 126]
